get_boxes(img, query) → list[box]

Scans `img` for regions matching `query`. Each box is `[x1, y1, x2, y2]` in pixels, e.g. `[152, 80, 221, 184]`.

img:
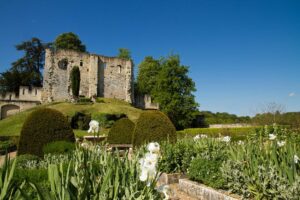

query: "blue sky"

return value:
[0, 0, 299, 116]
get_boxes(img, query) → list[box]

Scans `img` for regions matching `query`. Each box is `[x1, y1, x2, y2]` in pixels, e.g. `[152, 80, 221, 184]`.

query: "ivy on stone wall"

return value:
[70, 66, 80, 97]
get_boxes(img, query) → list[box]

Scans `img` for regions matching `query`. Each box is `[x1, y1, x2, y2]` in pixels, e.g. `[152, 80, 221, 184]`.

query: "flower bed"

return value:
[161, 125, 300, 199]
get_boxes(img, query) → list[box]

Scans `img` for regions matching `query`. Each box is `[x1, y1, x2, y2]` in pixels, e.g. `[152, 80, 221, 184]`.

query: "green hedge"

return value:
[107, 118, 135, 144]
[43, 141, 75, 155]
[177, 127, 260, 141]
[18, 108, 75, 157]
[132, 111, 176, 146]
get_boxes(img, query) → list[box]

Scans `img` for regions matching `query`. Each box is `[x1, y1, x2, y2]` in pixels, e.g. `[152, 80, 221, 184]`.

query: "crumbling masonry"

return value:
[42, 49, 134, 103]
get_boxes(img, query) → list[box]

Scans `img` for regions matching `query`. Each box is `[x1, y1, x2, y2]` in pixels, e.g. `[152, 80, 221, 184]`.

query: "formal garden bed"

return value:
[0, 106, 299, 199]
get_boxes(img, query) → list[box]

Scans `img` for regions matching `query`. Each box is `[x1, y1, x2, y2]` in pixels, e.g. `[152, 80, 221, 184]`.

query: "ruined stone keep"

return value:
[42, 49, 134, 103]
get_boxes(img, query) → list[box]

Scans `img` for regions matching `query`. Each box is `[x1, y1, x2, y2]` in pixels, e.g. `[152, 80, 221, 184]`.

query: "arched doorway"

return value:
[1, 104, 20, 119]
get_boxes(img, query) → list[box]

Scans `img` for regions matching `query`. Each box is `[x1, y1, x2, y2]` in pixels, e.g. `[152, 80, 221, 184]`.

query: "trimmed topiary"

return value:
[132, 111, 177, 146]
[107, 118, 135, 144]
[18, 108, 75, 157]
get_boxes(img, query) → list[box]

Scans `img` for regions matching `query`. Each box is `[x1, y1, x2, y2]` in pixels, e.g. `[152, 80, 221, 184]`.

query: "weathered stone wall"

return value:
[0, 86, 42, 102]
[42, 49, 134, 103]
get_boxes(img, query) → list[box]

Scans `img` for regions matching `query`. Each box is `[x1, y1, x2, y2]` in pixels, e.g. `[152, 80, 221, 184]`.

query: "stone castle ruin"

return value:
[42, 49, 134, 103]
[0, 49, 158, 119]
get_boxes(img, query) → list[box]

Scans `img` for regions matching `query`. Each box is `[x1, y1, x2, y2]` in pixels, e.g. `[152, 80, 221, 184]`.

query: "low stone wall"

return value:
[158, 173, 187, 185]
[179, 179, 240, 200]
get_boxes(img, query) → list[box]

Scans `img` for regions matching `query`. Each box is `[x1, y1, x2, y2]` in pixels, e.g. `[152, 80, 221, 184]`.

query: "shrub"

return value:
[43, 141, 75, 155]
[188, 157, 226, 189]
[70, 66, 80, 97]
[92, 113, 127, 128]
[76, 97, 92, 104]
[18, 108, 75, 157]
[16, 154, 40, 168]
[107, 118, 135, 144]
[159, 139, 197, 173]
[70, 112, 91, 130]
[132, 111, 176, 146]
[187, 138, 228, 189]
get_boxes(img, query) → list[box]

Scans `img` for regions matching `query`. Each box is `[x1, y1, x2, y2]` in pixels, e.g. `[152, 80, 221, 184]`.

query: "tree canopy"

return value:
[54, 32, 86, 52]
[117, 48, 131, 60]
[136, 55, 198, 130]
[0, 37, 50, 94]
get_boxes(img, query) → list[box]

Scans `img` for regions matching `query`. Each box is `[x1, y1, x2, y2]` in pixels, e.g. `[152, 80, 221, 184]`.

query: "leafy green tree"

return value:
[117, 48, 131, 60]
[54, 32, 86, 52]
[0, 38, 50, 94]
[137, 55, 198, 129]
[136, 56, 161, 94]
[152, 55, 198, 129]
[70, 66, 80, 97]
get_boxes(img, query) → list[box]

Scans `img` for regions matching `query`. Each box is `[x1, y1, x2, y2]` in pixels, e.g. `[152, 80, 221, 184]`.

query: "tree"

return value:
[136, 55, 199, 130]
[252, 102, 285, 125]
[136, 56, 161, 94]
[54, 32, 86, 52]
[117, 48, 131, 60]
[0, 38, 50, 94]
[0, 69, 23, 94]
[70, 66, 80, 97]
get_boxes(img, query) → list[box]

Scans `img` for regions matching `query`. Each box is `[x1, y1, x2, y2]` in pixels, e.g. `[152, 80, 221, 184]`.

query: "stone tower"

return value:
[42, 49, 134, 103]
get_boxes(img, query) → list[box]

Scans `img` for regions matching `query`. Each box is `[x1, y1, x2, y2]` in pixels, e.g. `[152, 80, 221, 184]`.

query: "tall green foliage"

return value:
[70, 67, 80, 97]
[136, 57, 161, 94]
[0, 38, 50, 94]
[54, 32, 86, 52]
[117, 48, 131, 60]
[136, 55, 198, 130]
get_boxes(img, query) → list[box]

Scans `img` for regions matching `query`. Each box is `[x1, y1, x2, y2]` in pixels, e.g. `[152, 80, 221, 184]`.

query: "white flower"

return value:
[193, 135, 200, 141]
[139, 142, 160, 185]
[139, 169, 148, 181]
[200, 134, 208, 138]
[147, 142, 160, 154]
[294, 155, 299, 164]
[81, 142, 89, 149]
[88, 120, 99, 133]
[277, 140, 285, 147]
[238, 140, 244, 145]
[269, 134, 276, 140]
[222, 136, 231, 142]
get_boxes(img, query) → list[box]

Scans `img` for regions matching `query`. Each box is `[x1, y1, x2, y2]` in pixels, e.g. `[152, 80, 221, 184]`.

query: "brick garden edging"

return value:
[179, 179, 241, 200]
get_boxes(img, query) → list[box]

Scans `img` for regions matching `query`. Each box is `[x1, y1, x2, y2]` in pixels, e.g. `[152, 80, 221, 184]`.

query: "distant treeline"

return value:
[252, 112, 300, 128]
[192, 111, 300, 128]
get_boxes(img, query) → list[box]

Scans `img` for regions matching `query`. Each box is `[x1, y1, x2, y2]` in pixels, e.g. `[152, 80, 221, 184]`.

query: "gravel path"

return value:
[169, 183, 198, 200]
[0, 151, 17, 166]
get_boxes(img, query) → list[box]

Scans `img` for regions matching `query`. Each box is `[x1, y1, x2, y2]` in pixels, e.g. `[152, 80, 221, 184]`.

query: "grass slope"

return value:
[0, 99, 143, 137]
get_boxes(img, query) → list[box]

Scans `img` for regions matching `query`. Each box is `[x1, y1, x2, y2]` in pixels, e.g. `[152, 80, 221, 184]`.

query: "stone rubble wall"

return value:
[42, 49, 134, 103]
[0, 86, 42, 102]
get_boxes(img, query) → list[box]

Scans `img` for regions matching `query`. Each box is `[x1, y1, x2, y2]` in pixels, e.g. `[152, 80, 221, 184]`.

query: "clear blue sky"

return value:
[1, 0, 299, 116]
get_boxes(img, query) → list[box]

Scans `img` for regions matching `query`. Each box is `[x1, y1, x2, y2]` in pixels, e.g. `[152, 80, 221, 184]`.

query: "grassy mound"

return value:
[0, 99, 143, 137]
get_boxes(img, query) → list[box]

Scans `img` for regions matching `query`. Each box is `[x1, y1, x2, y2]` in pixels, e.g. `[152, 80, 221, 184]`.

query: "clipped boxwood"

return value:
[43, 141, 75, 155]
[107, 118, 135, 144]
[132, 111, 176, 146]
[18, 108, 75, 157]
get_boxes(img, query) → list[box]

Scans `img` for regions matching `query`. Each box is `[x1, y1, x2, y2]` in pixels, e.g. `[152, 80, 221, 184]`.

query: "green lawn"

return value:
[0, 99, 143, 137]
[177, 126, 261, 140]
